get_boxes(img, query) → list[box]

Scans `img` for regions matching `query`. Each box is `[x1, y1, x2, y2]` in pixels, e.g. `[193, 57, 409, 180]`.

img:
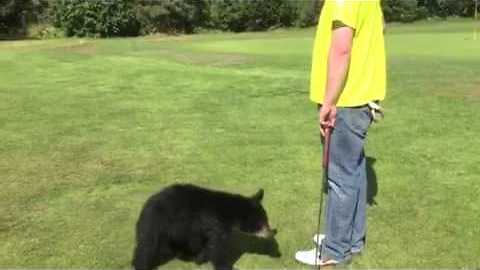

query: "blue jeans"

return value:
[321, 106, 372, 262]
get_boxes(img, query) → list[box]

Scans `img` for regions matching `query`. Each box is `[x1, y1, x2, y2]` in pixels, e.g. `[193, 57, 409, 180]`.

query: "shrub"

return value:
[207, 0, 297, 32]
[436, 0, 474, 17]
[383, 0, 427, 22]
[135, 0, 207, 34]
[53, 0, 140, 37]
[295, 0, 322, 27]
[27, 23, 64, 39]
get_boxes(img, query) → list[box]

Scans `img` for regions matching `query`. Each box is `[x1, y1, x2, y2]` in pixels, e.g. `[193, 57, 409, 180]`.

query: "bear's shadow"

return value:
[223, 230, 281, 268]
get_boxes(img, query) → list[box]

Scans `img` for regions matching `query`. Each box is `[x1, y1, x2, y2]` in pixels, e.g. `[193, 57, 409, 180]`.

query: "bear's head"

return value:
[239, 189, 276, 239]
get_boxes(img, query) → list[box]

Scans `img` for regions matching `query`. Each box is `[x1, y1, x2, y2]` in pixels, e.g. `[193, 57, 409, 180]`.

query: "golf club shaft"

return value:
[315, 128, 331, 269]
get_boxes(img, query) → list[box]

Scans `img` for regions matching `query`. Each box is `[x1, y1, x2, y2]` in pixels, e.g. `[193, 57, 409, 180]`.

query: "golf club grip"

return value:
[322, 128, 331, 169]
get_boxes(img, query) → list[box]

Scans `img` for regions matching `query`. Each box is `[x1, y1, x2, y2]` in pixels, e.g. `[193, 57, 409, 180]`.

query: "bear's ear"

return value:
[252, 189, 264, 202]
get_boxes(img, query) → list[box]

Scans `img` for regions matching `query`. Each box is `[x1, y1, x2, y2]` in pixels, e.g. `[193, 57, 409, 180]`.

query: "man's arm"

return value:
[324, 24, 354, 106]
[319, 24, 354, 136]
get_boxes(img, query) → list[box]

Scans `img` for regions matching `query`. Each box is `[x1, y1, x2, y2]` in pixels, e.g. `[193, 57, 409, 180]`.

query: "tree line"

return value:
[1, 0, 478, 38]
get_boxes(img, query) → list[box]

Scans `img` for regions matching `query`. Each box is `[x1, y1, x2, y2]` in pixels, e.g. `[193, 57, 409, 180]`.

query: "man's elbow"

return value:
[331, 26, 354, 57]
[332, 45, 351, 58]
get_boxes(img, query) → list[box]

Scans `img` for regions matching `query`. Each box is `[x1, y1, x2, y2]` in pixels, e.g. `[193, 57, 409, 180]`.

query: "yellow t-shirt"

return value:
[310, 0, 386, 106]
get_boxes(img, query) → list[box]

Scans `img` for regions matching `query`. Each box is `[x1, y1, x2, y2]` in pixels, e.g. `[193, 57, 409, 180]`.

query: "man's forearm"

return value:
[323, 50, 351, 106]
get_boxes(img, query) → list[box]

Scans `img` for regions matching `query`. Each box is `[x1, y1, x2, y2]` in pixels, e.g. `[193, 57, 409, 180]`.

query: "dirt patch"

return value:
[0, 215, 19, 233]
[145, 34, 194, 43]
[428, 80, 480, 101]
[158, 48, 252, 67]
[468, 88, 480, 97]
[0, 40, 62, 54]
[58, 41, 97, 56]
[0, 40, 98, 55]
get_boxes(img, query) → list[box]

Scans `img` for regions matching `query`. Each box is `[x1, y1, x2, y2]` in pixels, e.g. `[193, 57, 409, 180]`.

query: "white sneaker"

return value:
[295, 248, 339, 266]
[295, 248, 322, 266]
[294, 235, 325, 265]
[313, 233, 325, 246]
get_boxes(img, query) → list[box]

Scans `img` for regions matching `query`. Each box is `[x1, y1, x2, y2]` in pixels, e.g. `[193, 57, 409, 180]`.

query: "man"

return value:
[295, 0, 386, 266]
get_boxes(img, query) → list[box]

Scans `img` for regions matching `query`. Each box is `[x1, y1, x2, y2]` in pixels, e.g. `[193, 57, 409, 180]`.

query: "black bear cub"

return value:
[132, 184, 275, 270]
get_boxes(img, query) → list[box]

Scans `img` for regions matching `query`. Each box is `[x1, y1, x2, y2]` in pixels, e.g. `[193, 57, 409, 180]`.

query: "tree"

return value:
[382, 0, 427, 22]
[419, 0, 475, 17]
[0, 0, 33, 36]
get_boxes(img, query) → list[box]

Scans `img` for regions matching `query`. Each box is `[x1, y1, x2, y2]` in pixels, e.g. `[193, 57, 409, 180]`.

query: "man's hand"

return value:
[319, 104, 336, 137]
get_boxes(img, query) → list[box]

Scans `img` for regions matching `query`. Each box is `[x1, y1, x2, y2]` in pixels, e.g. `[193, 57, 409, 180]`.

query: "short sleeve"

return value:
[332, 0, 360, 29]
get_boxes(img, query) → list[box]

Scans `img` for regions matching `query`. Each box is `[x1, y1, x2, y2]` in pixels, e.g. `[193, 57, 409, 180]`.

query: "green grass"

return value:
[1, 19, 479, 268]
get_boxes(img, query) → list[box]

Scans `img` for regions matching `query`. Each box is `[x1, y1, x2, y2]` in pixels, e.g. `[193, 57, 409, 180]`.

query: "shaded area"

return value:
[166, 230, 281, 270]
[366, 156, 378, 206]
[223, 230, 281, 269]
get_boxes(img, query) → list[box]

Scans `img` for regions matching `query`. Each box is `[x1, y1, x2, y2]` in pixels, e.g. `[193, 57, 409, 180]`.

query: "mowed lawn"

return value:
[1, 19, 479, 268]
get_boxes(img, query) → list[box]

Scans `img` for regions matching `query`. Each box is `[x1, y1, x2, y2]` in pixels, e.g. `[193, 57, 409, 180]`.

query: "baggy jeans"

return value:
[321, 106, 372, 262]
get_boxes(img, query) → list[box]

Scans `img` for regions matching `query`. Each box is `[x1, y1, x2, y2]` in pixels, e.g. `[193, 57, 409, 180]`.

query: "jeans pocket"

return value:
[347, 107, 372, 137]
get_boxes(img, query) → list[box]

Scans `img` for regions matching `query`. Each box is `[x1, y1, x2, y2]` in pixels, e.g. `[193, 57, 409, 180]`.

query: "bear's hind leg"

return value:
[132, 239, 174, 270]
[132, 241, 157, 270]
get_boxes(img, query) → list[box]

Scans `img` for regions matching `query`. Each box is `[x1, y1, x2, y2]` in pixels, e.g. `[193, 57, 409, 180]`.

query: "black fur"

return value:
[132, 184, 274, 270]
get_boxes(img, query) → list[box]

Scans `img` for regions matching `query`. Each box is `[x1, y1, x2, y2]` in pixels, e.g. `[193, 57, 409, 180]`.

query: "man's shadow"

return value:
[223, 230, 281, 269]
[366, 157, 378, 206]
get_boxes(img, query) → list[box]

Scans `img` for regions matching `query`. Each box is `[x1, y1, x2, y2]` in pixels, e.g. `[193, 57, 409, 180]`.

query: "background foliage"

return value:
[0, 0, 478, 38]
[52, 0, 139, 37]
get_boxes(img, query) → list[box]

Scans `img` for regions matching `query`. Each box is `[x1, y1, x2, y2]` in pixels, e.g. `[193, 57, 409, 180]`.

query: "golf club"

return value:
[314, 127, 332, 268]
